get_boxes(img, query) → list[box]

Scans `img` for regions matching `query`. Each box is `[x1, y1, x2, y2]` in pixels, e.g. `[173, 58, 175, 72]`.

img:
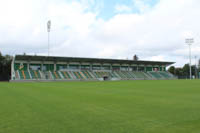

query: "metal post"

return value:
[189, 44, 192, 79]
[186, 38, 194, 80]
[48, 31, 50, 56]
[195, 56, 198, 79]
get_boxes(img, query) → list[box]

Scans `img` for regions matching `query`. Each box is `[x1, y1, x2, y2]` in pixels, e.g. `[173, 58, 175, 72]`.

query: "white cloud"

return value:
[115, 5, 132, 13]
[0, 0, 200, 67]
[132, 0, 151, 13]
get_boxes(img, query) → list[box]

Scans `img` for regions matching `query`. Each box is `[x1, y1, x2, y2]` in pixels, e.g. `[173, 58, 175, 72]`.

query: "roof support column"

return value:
[11, 57, 15, 80]
[27, 63, 30, 71]
[78, 63, 80, 71]
[41, 63, 43, 71]
[90, 64, 92, 71]
[163, 66, 165, 71]
[54, 63, 56, 71]
[67, 63, 69, 70]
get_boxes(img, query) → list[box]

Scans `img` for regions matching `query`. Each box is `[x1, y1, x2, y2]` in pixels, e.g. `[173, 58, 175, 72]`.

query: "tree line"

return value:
[168, 64, 200, 79]
[0, 52, 12, 81]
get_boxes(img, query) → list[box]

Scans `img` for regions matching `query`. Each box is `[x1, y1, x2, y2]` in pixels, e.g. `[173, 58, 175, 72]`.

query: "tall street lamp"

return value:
[185, 38, 194, 79]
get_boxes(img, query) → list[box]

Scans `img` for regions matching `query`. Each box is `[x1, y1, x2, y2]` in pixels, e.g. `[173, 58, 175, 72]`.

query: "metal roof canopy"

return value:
[15, 55, 175, 66]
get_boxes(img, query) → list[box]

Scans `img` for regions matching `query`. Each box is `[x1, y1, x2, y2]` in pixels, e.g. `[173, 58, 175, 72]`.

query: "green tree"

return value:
[182, 64, 190, 77]
[175, 68, 183, 76]
[168, 66, 175, 74]
[0, 52, 12, 81]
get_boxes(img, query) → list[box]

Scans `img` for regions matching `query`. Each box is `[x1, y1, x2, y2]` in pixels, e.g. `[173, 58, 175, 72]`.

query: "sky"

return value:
[0, 0, 200, 67]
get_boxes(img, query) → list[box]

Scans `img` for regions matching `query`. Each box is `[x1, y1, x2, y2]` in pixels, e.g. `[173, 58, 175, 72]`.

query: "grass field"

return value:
[0, 80, 200, 133]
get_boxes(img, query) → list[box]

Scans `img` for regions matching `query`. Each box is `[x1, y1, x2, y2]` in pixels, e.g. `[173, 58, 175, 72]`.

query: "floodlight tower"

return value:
[185, 38, 194, 79]
[47, 20, 51, 56]
[195, 56, 197, 79]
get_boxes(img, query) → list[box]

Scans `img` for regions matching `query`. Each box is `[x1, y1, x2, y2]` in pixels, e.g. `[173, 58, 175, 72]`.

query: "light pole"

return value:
[47, 20, 51, 56]
[195, 56, 198, 79]
[185, 38, 194, 79]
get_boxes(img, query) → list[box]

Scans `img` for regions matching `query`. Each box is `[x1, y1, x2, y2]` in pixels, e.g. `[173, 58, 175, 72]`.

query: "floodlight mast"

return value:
[195, 56, 197, 79]
[47, 20, 51, 56]
[185, 38, 194, 80]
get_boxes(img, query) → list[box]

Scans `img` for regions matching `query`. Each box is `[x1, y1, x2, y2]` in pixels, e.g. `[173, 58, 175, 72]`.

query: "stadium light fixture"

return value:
[185, 38, 194, 80]
[47, 20, 51, 56]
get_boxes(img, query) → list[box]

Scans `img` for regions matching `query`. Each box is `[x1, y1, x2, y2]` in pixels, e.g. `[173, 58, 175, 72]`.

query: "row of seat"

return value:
[15, 70, 175, 80]
[113, 71, 151, 79]
[16, 70, 41, 80]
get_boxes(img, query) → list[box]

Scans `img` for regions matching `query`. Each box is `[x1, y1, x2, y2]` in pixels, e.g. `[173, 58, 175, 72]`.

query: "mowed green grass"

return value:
[0, 80, 200, 133]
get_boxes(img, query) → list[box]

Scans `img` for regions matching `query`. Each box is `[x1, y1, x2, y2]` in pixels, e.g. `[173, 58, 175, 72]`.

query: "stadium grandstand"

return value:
[11, 55, 176, 81]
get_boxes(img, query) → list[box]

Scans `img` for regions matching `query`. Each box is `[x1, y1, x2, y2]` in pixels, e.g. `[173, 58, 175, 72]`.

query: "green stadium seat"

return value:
[30, 70, 41, 79]
[148, 72, 163, 79]
[18, 70, 31, 79]
[51, 71, 62, 79]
